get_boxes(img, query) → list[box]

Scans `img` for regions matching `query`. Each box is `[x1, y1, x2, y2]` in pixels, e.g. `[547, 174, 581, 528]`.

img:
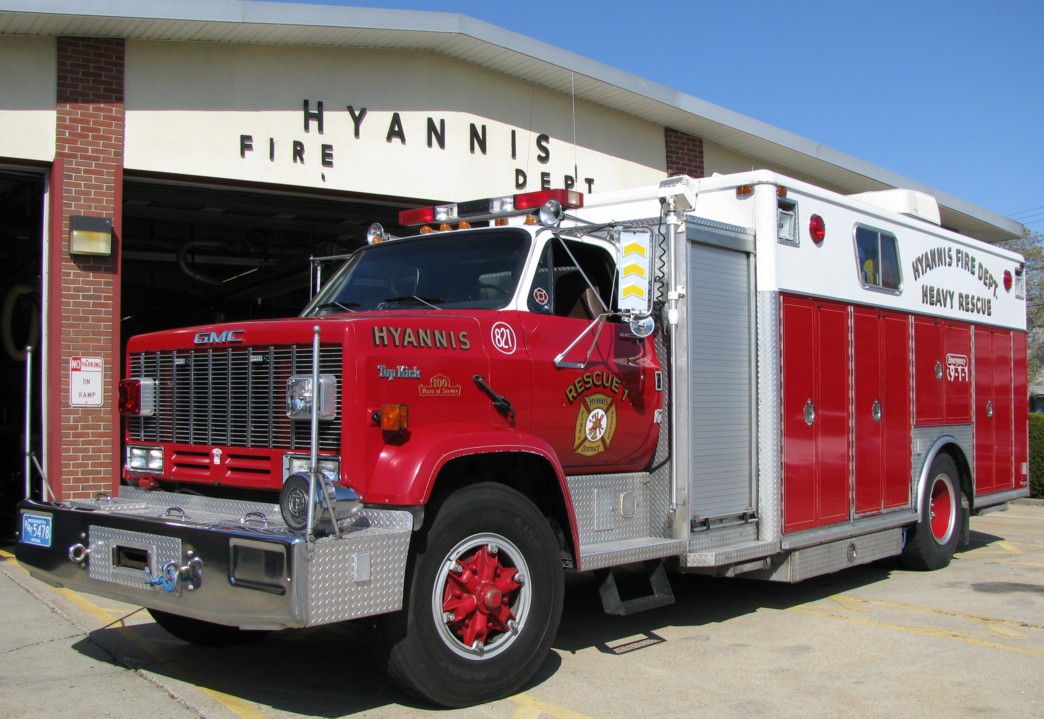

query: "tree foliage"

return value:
[1029, 414, 1044, 498]
[1002, 230, 1044, 498]
[1000, 229, 1044, 385]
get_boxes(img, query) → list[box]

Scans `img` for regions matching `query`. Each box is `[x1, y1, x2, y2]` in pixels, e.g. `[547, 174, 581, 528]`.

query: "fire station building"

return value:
[0, 1, 1023, 516]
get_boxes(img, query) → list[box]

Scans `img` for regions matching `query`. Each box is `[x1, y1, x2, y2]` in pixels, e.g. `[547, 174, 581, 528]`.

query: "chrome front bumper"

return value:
[15, 488, 412, 630]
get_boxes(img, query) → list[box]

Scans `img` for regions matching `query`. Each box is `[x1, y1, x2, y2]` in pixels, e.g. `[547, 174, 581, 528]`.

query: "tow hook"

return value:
[144, 555, 204, 593]
[68, 543, 90, 564]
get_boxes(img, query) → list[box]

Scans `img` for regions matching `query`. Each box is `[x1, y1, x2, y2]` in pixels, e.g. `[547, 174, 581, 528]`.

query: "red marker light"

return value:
[1004, 269, 1013, 292]
[809, 214, 826, 244]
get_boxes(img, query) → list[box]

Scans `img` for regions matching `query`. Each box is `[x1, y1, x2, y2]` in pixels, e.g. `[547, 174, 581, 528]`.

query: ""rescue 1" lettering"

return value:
[565, 371, 629, 404]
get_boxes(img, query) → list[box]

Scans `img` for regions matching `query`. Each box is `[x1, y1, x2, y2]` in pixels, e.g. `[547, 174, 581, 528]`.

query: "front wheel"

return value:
[902, 454, 961, 571]
[377, 483, 564, 707]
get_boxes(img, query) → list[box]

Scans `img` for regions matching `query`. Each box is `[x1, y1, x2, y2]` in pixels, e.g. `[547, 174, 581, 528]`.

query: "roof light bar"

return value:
[398, 189, 584, 227]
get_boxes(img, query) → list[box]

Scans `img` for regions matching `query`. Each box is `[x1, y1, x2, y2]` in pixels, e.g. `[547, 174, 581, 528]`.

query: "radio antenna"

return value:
[571, 72, 578, 185]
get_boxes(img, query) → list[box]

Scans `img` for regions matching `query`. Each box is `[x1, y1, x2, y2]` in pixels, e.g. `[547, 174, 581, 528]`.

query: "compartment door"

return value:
[854, 309, 911, 515]
[781, 296, 850, 532]
[881, 313, 913, 509]
[975, 328, 1014, 494]
[687, 239, 755, 524]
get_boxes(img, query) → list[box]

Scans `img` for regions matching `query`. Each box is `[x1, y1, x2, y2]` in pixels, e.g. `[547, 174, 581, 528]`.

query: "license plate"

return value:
[20, 512, 53, 548]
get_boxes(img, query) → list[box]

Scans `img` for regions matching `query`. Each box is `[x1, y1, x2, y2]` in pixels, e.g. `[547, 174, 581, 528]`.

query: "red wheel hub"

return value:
[929, 477, 953, 542]
[442, 544, 520, 649]
[482, 587, 503, 610]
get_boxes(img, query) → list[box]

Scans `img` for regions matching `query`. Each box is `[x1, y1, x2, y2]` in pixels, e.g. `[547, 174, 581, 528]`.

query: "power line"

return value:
[1011, 204, 1044, 218]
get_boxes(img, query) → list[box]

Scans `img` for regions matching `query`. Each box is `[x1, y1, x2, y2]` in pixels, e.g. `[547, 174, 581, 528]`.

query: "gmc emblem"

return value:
[193, 329, 245, 345]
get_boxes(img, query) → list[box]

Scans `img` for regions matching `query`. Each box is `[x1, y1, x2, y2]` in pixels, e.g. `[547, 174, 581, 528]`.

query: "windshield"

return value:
[303, 228, 531, 315]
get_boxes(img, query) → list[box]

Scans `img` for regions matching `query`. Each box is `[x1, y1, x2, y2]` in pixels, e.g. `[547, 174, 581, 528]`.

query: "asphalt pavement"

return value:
[2, 502, 1042, 718]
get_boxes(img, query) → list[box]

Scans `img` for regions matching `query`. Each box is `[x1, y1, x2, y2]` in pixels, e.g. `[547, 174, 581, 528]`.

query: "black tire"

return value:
[902, 454, 961, 571]
[376, 483, 564, 707]
[148, 609, 270, 647]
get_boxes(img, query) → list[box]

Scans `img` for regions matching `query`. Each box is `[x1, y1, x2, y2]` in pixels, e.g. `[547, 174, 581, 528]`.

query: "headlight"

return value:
[127, 445, 163, 472]
[284, 455, 340, 484]
[286, 374, 338, 420]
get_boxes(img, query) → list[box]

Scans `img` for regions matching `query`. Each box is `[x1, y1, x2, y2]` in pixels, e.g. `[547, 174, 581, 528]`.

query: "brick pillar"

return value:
[50, 37, 125, 499]
[664, 127, 704, 178]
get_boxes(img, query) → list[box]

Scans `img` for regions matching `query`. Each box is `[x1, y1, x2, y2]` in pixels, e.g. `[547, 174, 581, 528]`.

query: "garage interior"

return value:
[0, 170, 42, 538]
[120, 178, 406, 338]
[1, 175, 411, 538]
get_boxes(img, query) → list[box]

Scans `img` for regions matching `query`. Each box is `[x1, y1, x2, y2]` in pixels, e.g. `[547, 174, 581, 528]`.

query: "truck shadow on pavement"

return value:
[72, 617, 444, 716]
[69, 529, 1004, 715]
[544, 526, 1006, 671]
[552, 561, 894, 657]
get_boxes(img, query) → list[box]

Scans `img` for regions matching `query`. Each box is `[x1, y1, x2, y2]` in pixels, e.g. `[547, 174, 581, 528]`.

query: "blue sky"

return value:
[266, 0, 1044, 236]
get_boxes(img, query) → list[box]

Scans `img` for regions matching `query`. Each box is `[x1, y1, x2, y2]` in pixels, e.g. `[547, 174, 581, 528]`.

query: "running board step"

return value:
[598, 560, 675, 616]
[684, 539, 779, 567]
[578, 537, 687, 572]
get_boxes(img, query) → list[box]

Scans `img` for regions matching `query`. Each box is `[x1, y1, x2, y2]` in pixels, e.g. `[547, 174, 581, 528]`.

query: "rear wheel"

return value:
[148, 609, 270, 647]
[902, 454, 961, 570]
[377, 483, 564, 707]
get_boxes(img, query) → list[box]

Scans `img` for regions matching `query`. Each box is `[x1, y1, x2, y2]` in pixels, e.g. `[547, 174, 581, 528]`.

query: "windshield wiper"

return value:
[378, 296, 444, 310]
[313, 301, 359, 314]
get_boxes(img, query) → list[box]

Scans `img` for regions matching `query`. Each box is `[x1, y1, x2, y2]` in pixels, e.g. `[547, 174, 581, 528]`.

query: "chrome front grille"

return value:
[127, 345, 342, 451]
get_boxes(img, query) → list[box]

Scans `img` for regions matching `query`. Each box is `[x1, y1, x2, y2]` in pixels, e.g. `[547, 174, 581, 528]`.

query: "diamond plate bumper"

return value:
[14, 489, 412, 630]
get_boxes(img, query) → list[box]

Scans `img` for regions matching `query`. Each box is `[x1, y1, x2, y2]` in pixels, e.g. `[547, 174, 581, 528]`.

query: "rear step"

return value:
[597, 559, 675, 616]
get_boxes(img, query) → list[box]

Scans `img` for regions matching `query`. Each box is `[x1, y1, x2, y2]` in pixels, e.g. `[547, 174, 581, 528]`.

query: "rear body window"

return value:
[855, 225, 902, 292]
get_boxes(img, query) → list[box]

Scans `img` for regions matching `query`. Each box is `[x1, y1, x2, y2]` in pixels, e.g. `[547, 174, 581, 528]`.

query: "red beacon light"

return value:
[398, 189, 583, 228]
[397, 206, 436, 227]
[513, 189, 584, 211]
[118, 378, 156, 417]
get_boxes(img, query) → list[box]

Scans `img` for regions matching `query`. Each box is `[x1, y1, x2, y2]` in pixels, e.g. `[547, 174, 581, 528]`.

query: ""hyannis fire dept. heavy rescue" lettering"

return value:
[912, 245, 999, 316]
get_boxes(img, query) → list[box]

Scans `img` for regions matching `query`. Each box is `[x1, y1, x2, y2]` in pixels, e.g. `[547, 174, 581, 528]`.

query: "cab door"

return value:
[519, 237, 661, 473]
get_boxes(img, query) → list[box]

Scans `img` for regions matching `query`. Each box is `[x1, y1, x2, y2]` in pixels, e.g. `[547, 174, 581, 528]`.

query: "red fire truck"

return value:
[17, 170, 1028, 706]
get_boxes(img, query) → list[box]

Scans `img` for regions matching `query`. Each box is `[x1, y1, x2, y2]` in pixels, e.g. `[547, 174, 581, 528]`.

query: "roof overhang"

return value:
[0, 0, 1023, 242]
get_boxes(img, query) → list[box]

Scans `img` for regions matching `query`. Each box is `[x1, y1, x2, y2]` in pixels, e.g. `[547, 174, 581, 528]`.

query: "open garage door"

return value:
[0, 169, 44, 538]
[121, 179, 406, 337]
